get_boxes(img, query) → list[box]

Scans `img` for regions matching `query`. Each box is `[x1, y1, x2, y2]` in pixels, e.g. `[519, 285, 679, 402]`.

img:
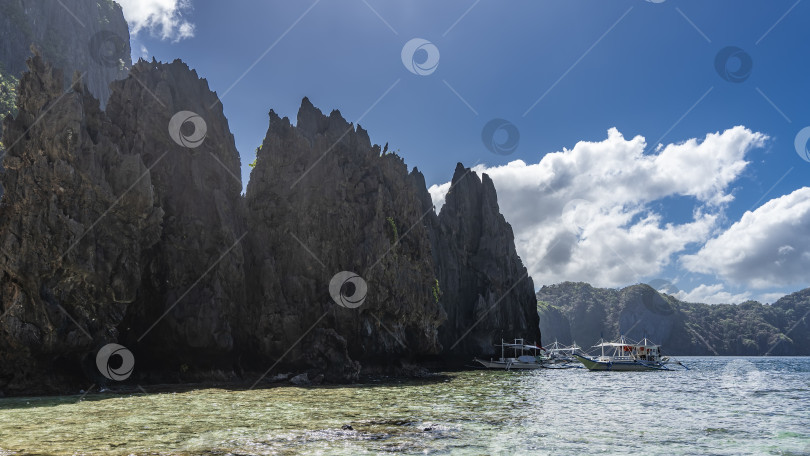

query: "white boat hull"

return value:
[573, 354, 669, 371]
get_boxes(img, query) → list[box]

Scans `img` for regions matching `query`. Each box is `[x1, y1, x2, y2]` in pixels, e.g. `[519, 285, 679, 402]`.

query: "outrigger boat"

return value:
[475, 339, 547, 370]
[545, 340, 582, 364]
[573, 336, 687, 371]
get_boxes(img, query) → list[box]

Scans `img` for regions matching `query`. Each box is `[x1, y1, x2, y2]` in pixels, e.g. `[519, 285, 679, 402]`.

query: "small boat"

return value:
[573, 336, 684, 371]
[540, 340, 584, 369]
[545, 340, 582, 364]
[475, 339, 547, 370]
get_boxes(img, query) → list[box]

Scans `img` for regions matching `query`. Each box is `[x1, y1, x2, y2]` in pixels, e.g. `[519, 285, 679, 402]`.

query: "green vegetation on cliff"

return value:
[536, 282, 810, 355]
[0, 63, 19, 153]
[0, 65, 18, 119]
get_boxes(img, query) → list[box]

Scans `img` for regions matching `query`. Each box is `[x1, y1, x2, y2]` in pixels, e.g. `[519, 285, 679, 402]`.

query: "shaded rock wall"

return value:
[0, 55, 161, 393]
[0, 0, 131, 107]
[105, 59, 247, 371]
[537, 302, 572, 346]
[431, 164, 542, 357]
[1, 0, 131, 199]
[242, 99, 445, 376]
[0, 55, 543, 393]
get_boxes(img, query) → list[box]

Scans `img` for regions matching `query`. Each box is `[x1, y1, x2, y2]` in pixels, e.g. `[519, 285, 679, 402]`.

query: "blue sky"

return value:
[123, 0, 809, 303]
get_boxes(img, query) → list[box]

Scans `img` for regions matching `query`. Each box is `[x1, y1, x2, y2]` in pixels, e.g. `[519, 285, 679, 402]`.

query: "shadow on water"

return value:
[0, 372, 457, 410]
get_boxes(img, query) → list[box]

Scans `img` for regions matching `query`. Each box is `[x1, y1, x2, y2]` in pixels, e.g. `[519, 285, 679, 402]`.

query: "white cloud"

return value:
[757, 292, 789, 304]
[117, 0, 195, 42]
[429, 126, 768, 288]
[682, 187, 810, 289]
[675, 283, 751, 305]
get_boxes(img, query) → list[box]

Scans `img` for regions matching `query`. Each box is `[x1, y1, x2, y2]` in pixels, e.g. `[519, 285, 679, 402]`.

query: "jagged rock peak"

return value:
[243, 97, 445, 378]
[434, 162, 540, 356]
[293, 97, 372, 151]
[104, 56, 246, 365]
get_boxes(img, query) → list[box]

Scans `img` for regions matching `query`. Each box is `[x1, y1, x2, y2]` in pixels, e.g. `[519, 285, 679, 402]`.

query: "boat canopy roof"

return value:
[592, 336, 660, 349]
[546, 340, 581, 352]
[502, 343, 543, 350]
[498, 339, 543, 351]
[500, 342, 545, 350]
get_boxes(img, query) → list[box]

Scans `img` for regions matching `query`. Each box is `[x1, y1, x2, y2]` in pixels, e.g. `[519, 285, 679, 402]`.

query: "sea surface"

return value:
[0, 357, 808, 455]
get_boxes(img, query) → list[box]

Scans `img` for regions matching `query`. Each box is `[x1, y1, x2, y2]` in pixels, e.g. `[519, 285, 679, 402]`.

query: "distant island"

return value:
[537, 282, 810, 356]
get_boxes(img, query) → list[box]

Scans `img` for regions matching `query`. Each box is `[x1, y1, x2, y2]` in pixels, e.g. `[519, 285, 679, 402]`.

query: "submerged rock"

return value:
[290, 373, 310, 386]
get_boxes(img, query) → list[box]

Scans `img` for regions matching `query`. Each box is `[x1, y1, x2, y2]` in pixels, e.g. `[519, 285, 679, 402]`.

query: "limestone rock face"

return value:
[432, 164, 542, 357]
[0, 55, 161, 393]
[537, 302, 572, 346]
[242, 99, 445, 377]
[0, 57, 544, 392]
[536, 282, 686, 351]
[105, 59, 246, 370]
[0, 0, 132, 204]
[0, 0, 131, 107]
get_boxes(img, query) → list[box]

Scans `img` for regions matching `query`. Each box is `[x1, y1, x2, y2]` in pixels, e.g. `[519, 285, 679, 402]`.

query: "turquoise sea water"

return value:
[0, 357, 808, 455]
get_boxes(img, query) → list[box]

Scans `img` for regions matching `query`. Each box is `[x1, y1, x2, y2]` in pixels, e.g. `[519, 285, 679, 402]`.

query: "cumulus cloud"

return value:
[429, 126, 768, 288]
[682, 187, 810, 289]
[117, 0, 195, 41]
[675, 283, 752, 305]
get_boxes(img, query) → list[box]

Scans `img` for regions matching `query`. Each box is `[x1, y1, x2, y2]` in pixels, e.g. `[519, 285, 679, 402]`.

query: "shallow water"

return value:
[0, 357, 808, 455]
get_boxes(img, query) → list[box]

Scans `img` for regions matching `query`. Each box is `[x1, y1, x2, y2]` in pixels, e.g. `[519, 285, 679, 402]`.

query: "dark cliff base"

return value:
[2, 363, 469, 398]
